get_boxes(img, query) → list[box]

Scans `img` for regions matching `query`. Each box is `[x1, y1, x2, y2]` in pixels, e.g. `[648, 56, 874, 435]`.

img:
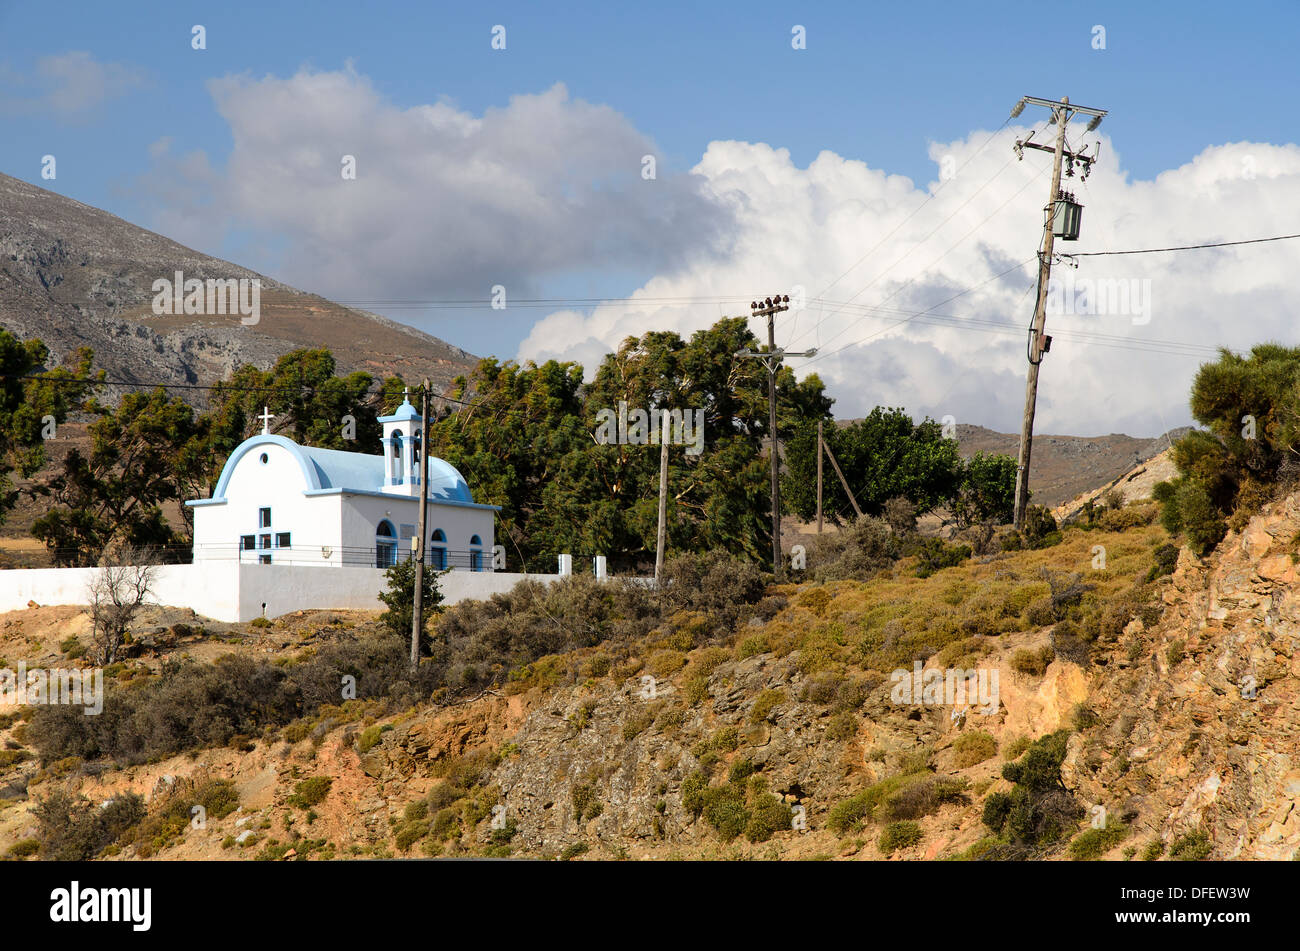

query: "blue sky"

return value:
[3, 1, 1300, 435]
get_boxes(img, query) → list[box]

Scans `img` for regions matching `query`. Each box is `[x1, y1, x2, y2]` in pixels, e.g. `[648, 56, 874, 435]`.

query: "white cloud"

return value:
[137, 63, 1300, 436]
[141, 66, 734, 303]
[0, 51, 147, 117]
[519, 132, 1300, 436]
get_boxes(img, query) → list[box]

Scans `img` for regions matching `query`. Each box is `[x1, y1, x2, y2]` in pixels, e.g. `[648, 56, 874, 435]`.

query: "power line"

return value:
[795, 160, 1050, 357]
[1062, 232, 1300, 257]
[801, 116, 1026, 324]
[0, 372, 484, 407]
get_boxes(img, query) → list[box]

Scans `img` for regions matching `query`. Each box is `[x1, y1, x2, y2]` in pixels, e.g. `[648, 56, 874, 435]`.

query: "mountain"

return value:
[0, 172, 478, 398]
[954, 423, 1192, 509]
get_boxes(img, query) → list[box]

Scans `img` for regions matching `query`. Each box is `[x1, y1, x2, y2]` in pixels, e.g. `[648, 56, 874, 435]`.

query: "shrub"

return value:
[26, 635, 440, 766]
[883, 496, 918, 536]
[1166, 639, 1185, 666]
[287, 777, 332, 809]
[33, 789, 146, 860]
[745, 793, 793, 843]
[1004, 735, 1031, 760]
[1069, 820, 1129, 859]
[356, 724, 390, 754]
[878, 821, 923, 855]
[1141, 839, 1167, 861]
[5, 838, 39, 858]
[395, 820, 430, 852]
[952, 731, 997, 768]
[1168, 830, 1212, 861]
[809, 516, 900, 582]
[914, 538, 972, 578]
[559, 842, 589, 861]
[701, 783, 748, 841]
[1022, 506, 1060, 549]
[983, 731, 1081, 855]
[1071, 704, 1100, 731]
[749, 689, 785, 724]
[884, 776, 968, 820]
[1096, 502, 1158, 532]
[1010, 647, 1054, 677]
[1146, 544, 1180, 582]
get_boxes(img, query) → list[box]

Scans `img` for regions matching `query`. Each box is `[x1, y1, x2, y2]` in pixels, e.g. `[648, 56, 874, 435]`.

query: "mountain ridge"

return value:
[0, 172, 478, 399]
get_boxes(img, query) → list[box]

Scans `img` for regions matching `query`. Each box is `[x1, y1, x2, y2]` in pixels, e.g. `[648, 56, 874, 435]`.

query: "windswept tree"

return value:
[0, 330, 95, 524]
[1155, 343, 1300, 554]
[32, 389, 205, 565]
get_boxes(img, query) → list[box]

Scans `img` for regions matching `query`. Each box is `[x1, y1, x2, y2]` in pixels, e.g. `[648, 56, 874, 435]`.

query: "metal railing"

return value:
[193, 543, 492, 570]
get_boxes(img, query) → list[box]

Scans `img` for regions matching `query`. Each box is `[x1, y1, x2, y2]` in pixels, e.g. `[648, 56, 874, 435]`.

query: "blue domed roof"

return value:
[205, 434, 475, 504]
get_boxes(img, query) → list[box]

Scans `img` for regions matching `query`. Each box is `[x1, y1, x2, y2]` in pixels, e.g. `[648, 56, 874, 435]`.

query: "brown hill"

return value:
[0, 172, 477, 399]
[954, 423, 1190, 509]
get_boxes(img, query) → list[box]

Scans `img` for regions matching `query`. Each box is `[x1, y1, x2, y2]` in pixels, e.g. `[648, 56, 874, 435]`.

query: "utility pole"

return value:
[655, 407, 669, 582]
[822, 437, 864, 519]
[737, 295, 817, 580]
[816, 419, 824, 534]
[1009, 95, 1107, 530]
[410, 379, 431, 669]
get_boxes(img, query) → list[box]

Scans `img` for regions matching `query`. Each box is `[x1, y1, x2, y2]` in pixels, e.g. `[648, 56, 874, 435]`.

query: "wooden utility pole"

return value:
[822, 438, 864, 519]
[737, 295, 816, 581]
[410, 379, 431, 669]
[816, 419, 824, 534]
[654, 408, 669, 582]
[1009, 95, 1107, 529]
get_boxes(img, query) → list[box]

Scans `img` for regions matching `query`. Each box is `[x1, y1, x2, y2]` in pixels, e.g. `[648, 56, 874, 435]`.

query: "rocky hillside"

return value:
[1063, 494, 1300, 860]
[0, 172, 477, 399]
[1, 491, 1297, 862]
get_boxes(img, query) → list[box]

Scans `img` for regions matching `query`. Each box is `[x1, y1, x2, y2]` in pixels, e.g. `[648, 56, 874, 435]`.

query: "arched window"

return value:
[470, 534, 483, 572]
[375, 520, 397, 568]
[429, 528, 446, 570]
[412, 429, 422, 485]
[390, 433, 403, 484]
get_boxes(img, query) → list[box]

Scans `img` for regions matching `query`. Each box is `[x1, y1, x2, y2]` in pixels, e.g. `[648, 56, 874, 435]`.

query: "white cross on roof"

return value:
[258, 406, 274, 435]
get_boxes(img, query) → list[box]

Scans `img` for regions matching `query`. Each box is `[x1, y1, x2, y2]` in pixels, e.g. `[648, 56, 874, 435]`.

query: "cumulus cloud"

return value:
[520, 132, 1300, 436]
[137, 62, 1300, 435]
[140, 65, 735, 303]
[0, 51, 146, 117]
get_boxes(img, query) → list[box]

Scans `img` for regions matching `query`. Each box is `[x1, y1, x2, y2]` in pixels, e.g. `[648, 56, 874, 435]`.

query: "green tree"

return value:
[377, 557, 445, 656]
[206, 349, 384, 472]
[783, 407, 962, 522]
[428, 318, 824, 572]
[951, 452, 1018, 527]
[0, 331, 95, 524]
[32, 389, 205, 565]
[1153, 344, 1300, 553]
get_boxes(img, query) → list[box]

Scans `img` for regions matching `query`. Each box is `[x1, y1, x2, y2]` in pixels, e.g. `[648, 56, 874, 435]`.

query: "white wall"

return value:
[0, 563, 241, 621]
[0, 563, 559, 623]
[193, 440, 347, 566]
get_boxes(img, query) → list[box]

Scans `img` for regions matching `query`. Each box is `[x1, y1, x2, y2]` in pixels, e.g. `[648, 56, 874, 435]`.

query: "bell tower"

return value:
[378, 389, 422, 497]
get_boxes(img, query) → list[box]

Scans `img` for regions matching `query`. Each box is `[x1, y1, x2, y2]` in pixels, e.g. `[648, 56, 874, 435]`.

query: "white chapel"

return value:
[187, 396, 498, 570]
